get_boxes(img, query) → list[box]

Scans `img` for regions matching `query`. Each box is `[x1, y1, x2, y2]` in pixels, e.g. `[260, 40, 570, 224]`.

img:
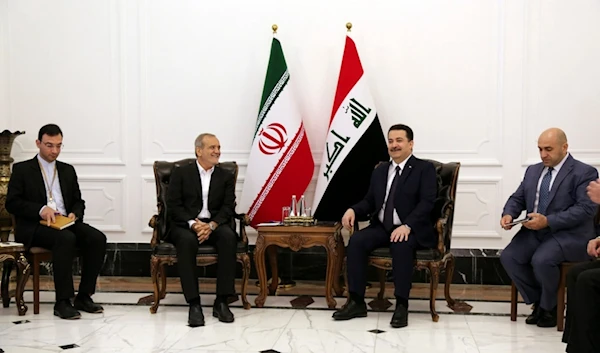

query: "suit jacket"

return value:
[6, 156, 86, 247]
[351, 155, 438, 248]
[503, 154, 599, 258]
[166, 161, 235, 233]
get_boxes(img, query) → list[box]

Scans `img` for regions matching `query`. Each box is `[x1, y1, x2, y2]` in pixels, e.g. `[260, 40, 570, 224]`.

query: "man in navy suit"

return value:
[333, 124, 437, 328]
[500, 128, 598, 328]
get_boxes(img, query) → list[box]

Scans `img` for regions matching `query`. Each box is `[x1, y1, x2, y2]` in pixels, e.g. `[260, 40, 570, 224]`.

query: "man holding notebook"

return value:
[6, 124, 107, 320]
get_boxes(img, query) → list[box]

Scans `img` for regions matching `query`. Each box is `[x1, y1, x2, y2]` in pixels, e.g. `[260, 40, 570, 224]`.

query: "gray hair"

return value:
[194, 133, 215, 150]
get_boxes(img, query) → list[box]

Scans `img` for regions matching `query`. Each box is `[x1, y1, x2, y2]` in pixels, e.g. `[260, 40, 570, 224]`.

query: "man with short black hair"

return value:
[333, 124, 437, 328]
[7, 124, 107, 320]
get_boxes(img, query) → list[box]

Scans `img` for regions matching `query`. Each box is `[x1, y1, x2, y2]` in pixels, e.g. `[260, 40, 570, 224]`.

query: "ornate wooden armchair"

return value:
[147, 159, 251, 313]
[345, 159, 469, 321]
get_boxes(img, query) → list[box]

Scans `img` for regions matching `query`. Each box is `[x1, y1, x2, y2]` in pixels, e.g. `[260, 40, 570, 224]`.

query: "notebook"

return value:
[39, 214, 75, 230]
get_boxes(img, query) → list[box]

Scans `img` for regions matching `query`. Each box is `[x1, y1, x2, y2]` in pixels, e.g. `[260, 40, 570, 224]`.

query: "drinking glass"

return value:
[282, 206, 291, 222]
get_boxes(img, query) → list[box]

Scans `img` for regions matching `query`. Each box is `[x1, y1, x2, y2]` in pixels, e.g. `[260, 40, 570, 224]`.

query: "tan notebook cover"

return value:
[40, 215, 75, 230]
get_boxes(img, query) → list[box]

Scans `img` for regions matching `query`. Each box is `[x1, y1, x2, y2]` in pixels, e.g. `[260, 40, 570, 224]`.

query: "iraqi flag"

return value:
[312, 35, 388, 221]
[240, 37, 314, 228]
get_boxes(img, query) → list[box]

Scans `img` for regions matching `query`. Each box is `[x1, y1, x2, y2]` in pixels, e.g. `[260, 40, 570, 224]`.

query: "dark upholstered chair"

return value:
[345, 159, 467, 322]
[148, 159, 251, 313]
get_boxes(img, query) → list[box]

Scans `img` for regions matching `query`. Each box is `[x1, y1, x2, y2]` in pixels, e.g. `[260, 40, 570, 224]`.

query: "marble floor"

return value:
[0, 290, 566, 353]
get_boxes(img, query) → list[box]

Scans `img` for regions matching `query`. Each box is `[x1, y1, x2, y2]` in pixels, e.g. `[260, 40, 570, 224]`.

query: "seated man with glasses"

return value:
[6, 124, 107, 320]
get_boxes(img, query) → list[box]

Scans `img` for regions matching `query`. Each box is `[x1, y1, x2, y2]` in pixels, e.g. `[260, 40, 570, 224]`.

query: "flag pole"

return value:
[272, 24, 278, 37]
[346, 22, 352, 32]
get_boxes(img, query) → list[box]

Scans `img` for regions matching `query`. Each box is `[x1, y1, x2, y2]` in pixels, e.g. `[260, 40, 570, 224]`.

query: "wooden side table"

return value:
[0, 243, 30, 315]
[254, 223, 344, 308]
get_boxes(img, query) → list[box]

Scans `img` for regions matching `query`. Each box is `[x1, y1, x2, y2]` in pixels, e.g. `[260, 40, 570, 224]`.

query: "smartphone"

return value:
[506, 217, 531, 227]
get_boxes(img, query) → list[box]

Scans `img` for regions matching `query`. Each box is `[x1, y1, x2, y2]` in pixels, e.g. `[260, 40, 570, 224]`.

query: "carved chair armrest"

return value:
[233, 213, 249, 244]
[149, 214, 160, 248]
[148, 214, 159, 229]
[435, 215, 449, 255]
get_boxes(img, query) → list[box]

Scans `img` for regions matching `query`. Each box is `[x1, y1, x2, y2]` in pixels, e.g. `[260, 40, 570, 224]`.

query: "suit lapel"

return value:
[396, 156, 414, 188]
[547, 155, 574, 206]
[30, 157, 47, 202]
[208, 166, 220, 207]
[191, 163, 203, 199]
[527, 164, 544, 209]
[56, 162, 69, 206]
[378, 162, 392, 205]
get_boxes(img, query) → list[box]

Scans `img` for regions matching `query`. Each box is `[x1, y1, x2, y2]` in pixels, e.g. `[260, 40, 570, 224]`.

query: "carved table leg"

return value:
[254, 235, 269, 308]
[267, 245, 279, 295]
[324, 236, 338, 309]
[15, 253, 30, 316]
[1, 259, 13, 308]
[332, 234, 345, 297]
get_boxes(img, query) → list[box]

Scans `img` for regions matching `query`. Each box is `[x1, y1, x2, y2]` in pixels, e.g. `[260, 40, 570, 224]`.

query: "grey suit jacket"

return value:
[503, 154, 598, 259]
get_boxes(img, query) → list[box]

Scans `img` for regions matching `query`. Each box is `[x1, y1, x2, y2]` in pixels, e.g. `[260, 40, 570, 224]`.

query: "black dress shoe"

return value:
[390, 303, 408, 328]
[188, 303, 205, 327]
[74, 295, 104, 314]
[54, 300, 81, 320]
[525, 303, 540, 325]
[537, 307, 557, 328]
[332, 299, 367, 321]
[213, 301, 234, 323]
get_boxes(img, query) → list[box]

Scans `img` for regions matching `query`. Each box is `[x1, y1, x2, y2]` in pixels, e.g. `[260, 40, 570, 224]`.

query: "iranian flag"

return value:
[240, 37, 314, 228]
[312, 35, 388, 221]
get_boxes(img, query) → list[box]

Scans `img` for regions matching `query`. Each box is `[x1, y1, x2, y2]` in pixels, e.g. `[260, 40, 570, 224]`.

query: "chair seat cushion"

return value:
[153, 241, 248, 256]
[29, 247, 52, 254]
[370, 247, 442, 261]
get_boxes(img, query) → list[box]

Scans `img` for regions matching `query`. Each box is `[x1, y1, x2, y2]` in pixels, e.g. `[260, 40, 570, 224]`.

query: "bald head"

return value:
[539, 128, 567, 145]
[538, 128, 568, 167]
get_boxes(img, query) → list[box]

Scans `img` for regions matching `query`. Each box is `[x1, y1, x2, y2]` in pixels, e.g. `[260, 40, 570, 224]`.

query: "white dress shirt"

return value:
[378, 155, 411, 225]
[37, 154, 67, 216]
[534, 152, 569, 213]
[188, 161, 214, 228]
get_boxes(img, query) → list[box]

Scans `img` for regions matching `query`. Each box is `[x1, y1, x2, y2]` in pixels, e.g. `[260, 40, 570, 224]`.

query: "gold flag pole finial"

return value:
[346, 22, 352, 32]
[272, 24, 278, 34]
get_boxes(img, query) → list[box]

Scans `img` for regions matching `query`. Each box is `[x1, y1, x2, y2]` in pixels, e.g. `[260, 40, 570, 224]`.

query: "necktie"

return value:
[383, 166, 401, 231]
[537, 167, 554, 215]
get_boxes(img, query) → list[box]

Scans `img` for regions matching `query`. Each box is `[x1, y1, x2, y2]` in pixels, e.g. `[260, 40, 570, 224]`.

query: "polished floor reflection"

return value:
[0, 290, 565, 353]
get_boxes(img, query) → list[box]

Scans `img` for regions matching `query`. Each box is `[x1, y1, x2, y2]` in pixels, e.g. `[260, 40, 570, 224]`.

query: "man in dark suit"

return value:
[6, 124, 107, 320]
[500, 128, 598, 328]
[167, 133, 237, 327]
[562, 181, 600, 353]
[333, 124, 437, 328]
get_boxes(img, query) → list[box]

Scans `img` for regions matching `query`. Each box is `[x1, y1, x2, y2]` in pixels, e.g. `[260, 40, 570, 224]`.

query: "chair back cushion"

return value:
[425, 159, 460, 252]
[153, 159, 238, 241]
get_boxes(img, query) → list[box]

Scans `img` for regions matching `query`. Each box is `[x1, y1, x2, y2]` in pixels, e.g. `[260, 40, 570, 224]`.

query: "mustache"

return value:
[389, 148, 402, 152]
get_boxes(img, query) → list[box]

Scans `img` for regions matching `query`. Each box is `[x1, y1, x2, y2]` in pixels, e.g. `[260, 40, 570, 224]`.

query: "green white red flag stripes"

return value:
[240, 38, 314, 228]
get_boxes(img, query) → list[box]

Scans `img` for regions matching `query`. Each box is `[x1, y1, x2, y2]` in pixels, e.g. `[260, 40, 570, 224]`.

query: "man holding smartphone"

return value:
[500, 128, 598, 328]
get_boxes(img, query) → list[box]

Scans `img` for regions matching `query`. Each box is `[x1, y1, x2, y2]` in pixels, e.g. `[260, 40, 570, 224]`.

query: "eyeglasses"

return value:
[43, 143, 63, 150]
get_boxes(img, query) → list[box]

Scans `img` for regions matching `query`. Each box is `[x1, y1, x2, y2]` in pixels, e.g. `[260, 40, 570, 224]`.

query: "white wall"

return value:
[1, 0, 599, 248]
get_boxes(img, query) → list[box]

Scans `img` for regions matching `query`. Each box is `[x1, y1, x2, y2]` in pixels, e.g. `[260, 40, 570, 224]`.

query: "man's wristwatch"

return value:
[209, 222, 216, 231]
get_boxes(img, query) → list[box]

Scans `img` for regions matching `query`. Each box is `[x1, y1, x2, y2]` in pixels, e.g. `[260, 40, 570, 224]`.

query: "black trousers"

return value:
[346, 223, 416, 299]
[563, 260, 600, 353]
[169, 224, 237, 302]
[31, 222, 107, 301]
